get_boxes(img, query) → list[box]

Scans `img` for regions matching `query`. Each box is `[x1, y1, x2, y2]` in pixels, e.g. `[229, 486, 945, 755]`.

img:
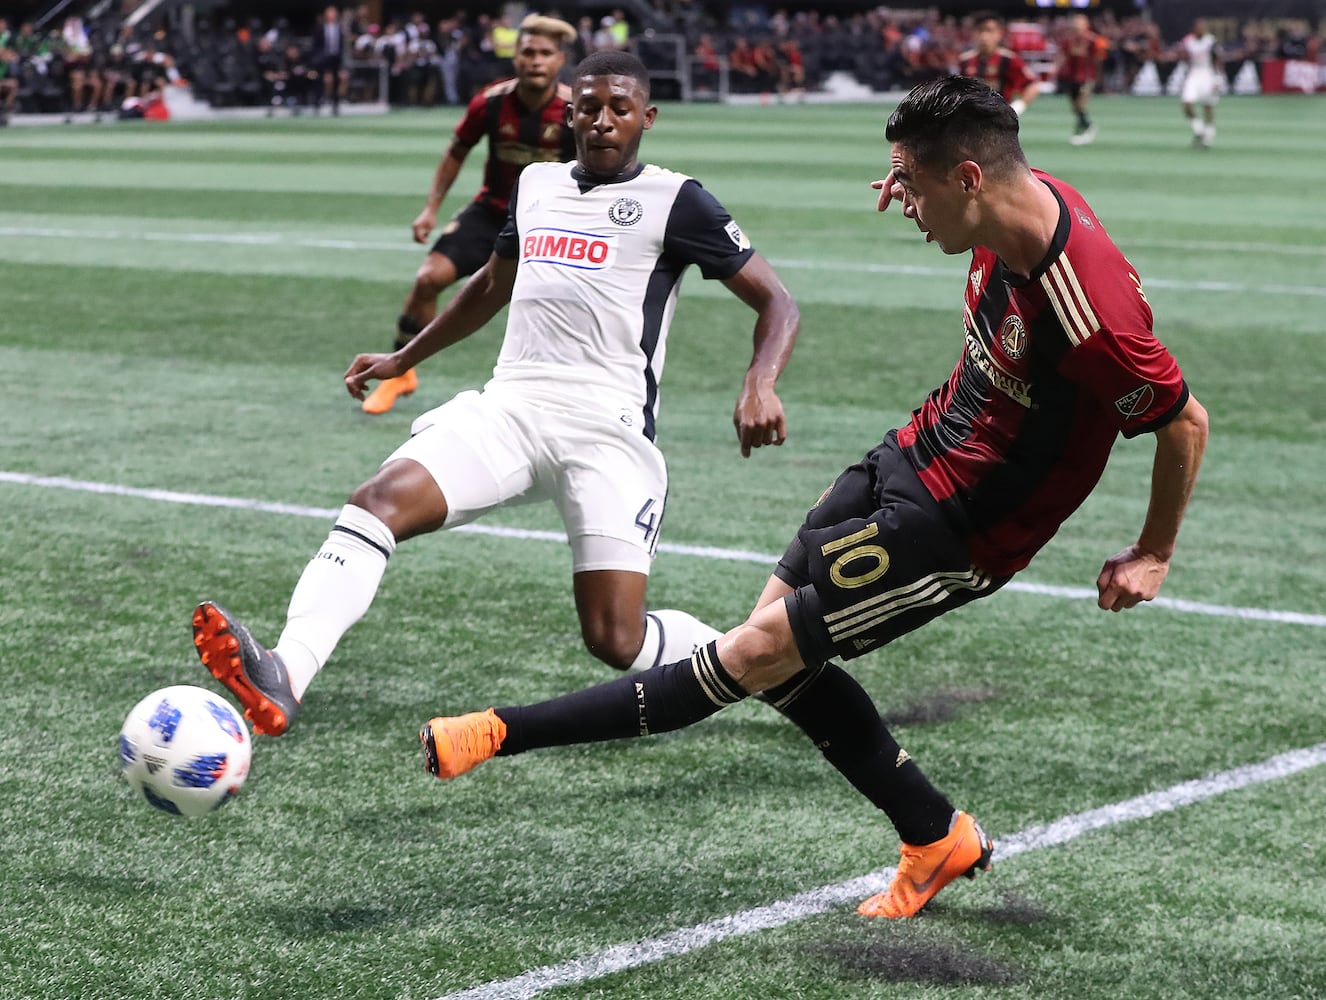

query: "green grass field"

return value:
[2, 93, 1325, 1000]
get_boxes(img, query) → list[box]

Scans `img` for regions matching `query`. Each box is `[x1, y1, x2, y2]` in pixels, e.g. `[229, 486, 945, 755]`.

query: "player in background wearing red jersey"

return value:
[419, 75, 1209, 922]
[958, 12, 1040, 118]
[362, 15, 577, 415]
[1057, 13, 1104, 145]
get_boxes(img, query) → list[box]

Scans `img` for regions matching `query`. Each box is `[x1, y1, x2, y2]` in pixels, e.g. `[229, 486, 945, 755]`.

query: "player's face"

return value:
[569, 74, 656, 179]
[888, 145, 976, 256]
[513, 33, 566, 92]
[976, 20, 1002, 53]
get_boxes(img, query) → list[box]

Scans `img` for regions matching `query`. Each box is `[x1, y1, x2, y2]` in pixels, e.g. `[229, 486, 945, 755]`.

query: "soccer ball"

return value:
[119, 685, 252, 817]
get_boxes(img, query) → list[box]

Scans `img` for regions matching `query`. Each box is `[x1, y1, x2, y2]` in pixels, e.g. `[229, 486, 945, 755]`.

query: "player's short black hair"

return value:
[885, 75, 1025, 177]
[973, 10, 1005, 27]
[574, 50, 651, 98]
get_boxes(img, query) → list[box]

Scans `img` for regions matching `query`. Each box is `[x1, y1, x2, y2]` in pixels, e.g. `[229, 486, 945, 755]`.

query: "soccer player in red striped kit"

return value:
[420, 76, 1209, 921]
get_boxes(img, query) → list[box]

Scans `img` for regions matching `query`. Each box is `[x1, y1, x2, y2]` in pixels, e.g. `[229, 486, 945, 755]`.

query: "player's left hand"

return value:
[871, 172, 904, 212]
[733, 385, 788, 458]
[344, 352, 407, 400]
[1095, 544, 1171, 612]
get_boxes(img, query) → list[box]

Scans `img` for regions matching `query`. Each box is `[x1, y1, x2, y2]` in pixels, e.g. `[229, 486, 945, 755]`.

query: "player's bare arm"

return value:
[1096, 393, 1209, 612]
[345, 254, 517, 398]
[412, 143, 469, 243]
[720, 251, 800, 457]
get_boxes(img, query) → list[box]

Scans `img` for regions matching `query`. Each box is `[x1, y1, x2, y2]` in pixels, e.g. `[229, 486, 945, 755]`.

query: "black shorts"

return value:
[429, 201, 506, 277]
[1060, 80, 1092, 101]
[774, 431, 1010, 665]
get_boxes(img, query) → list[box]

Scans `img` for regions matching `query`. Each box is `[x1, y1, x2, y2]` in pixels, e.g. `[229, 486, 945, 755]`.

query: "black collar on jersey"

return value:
[1004, 179, 1071, 288]
[571, 162, 645, 193]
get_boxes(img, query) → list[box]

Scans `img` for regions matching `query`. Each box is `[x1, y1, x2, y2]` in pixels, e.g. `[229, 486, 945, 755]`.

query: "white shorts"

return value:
[386, 383, 668, 574]
[1182, 68, 1220, 105]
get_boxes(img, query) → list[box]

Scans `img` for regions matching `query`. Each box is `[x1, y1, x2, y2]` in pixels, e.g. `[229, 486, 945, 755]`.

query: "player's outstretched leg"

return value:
[192, 601, 301, 736]
[420, 710, 507, 779]
[857, 810, 994, 919]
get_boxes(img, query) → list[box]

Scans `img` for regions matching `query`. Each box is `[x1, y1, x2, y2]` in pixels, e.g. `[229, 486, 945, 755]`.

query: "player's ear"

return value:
[642, 103, 658, 130]
[564, 103, 573, 126]
[957, 160, 982, 194]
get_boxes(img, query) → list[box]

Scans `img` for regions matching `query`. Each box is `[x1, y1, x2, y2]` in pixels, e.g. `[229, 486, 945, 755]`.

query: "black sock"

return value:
[763, 662, 954, 845]
[496, 641, 746, 756]
[395, 314, 422, 351]
[1077, 110, 1091, 130]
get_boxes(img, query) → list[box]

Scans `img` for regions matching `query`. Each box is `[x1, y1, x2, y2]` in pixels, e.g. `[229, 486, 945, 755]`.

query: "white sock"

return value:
[1191, 118, 1204, 137]
[275, 505, 396, 700]
[628, 609, 724, 673]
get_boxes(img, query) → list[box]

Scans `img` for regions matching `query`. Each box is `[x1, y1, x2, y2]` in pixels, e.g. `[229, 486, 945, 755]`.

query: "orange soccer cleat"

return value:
[857, 811, 993, 919]
[192, 601, 300, 736]
[361, 368, 419, 414]
[419, 709, 507, 779]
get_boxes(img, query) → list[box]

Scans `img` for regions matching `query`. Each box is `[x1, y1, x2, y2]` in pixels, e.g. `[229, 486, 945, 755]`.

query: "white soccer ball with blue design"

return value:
[119, 685, 252, 817]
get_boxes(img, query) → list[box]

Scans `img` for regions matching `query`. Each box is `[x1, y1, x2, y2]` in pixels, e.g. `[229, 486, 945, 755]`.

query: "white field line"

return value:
[4, 469, 1323, 993]
[3, 470, 1325, 631]
[1, 226, 1324, 297]
[433, 741, 1326, 1000]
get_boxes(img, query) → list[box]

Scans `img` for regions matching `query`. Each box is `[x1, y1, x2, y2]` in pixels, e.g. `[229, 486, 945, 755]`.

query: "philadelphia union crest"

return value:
[608, 197, 643, 226]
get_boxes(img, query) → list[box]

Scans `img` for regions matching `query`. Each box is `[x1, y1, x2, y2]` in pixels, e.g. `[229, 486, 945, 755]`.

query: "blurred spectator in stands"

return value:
[727, 35, 758, 92]
[0, 19, 16, 124]
[311, 5, 348, 114]
[282, 40, 317, 110]
[778, 37, 806, 99]
[751, 36, 780, 92]
[94, 39, 136, 113]
[490, 13, 519, 63]
[691, 32, 719, 94]
[573, 16, 594, 62]
[62, 16, 101, 112]
[594, 12, 628, 52]
[436, 16, 464, 105]
[375, 20, 408, 104]
[405, 18, 439, 106]
[957, 12, 1038, 117]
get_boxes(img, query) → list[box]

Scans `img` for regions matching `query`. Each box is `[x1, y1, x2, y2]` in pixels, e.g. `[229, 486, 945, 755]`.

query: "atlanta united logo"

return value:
[999, 314, 1028, 359]
[608, 197, 643, 226]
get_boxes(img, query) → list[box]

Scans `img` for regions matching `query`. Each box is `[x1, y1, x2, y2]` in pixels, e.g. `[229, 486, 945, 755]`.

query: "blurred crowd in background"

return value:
[1, 0, 1322, 120]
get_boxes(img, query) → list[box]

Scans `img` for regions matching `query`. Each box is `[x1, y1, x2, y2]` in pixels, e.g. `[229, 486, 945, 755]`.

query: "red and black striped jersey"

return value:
[453, 78, 575, 216]
[1057, 32, 1100, 84]
[898, 170, 1188, 576]
[957, 47, 1035, 104]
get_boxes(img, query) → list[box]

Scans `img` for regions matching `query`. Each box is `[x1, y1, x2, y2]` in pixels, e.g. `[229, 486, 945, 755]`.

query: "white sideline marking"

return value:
[2, 226, 1325, 298]
[435, 741, 1326, 1000]
[3, 470, 1324, 629]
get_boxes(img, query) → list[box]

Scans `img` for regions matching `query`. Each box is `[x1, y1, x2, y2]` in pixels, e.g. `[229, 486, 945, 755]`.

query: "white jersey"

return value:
[491, 160, 754, 441]
[1182, 32, 1217, 71]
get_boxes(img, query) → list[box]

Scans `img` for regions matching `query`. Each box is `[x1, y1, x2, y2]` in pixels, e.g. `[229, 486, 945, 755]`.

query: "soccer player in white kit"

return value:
[191, 49, 801, 738]
[1179, 19, 1222, 147]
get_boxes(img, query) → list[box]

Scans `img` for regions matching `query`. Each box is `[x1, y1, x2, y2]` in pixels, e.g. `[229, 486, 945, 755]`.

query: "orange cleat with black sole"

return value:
[419, 710, 507, 780]
[857, 811, 994, 919]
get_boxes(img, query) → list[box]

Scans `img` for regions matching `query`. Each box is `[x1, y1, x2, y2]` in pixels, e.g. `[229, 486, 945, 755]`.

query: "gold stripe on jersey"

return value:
[762, 661, 827, 712]
[691, 643, 742, 707]
[1041, 257, 1100, 347]
[822, 568, 993, 642]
